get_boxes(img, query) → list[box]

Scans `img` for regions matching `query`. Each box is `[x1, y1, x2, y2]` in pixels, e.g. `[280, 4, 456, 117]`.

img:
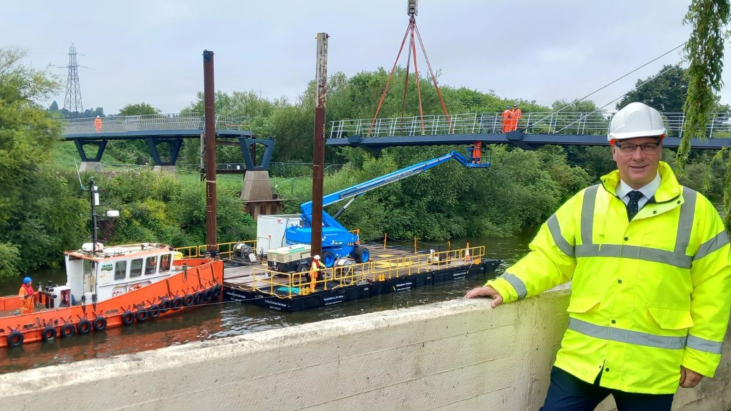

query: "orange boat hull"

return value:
[0, 259, 223, 348]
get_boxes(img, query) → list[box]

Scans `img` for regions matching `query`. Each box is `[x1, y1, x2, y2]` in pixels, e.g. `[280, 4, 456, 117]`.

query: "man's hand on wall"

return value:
[464, 286, 503, 308]
[680, 366, 703, 388]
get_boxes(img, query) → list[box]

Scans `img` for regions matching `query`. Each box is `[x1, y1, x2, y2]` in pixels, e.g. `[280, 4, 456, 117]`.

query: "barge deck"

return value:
[221, 245, 500, 312]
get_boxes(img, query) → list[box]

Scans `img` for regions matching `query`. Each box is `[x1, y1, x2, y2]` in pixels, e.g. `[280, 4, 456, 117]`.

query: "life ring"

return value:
[148, 304, 161, 318]
[77, 319, 92, 335]
[121, 311, 134, 326]
[182, 294, 194, 307]
[6, 330, 23, 348]
[160, 299, 172, 313]
[129, 284, 142, 291]
[193, 292, 204, 305]
[92, 317, 107, 332]
[135, 308, 149, 323]
[41, 326, 56, 342]
[172, 297, 184, 310]
[60, 324, 76, 338]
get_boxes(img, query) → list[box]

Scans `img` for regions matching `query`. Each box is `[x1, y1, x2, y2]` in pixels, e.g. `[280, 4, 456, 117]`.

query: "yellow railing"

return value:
[174, 240, 258, 260]
[248, 245, 485, 299]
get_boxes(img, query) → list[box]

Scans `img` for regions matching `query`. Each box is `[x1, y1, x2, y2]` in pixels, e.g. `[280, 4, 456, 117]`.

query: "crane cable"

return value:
[368, 14, 450, 137]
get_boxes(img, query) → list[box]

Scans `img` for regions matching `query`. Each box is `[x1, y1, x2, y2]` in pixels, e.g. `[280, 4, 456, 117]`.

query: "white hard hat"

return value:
[313, 255, 320, 260]
[608, 102, 666, 143]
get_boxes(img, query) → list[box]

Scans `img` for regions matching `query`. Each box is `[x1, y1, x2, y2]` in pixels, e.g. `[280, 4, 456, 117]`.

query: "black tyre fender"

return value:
[202, 288, 212, 301]
[135, 309, 149, 323]
[182, 294, 194, 307]
[60, 324, 76, 338]
[172, 297, 184, 310]
[148, 304, 161, 318]
[77, 319, 92, 335]
[121, 311, 135, 326]
[92, 317, 107, 332]
[160, 299, 172, 313]
[6, 330, 23, 348]
[212, 284, 222, 296]
[193, 292, 204, 305]
[41, 326, 56, 342]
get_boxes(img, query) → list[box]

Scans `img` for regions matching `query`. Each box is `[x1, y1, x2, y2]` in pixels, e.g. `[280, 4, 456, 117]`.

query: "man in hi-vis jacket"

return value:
[466, 102, 731, 411]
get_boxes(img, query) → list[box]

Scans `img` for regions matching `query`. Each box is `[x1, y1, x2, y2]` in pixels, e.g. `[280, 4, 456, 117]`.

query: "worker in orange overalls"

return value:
[18, 277, 35, 315]
[309, 254, 326, 292]
[501, 106, 512, 133]
[94, 116, 103, 132]
[472, 141, 482, 164]
[511, 104, 523, 131]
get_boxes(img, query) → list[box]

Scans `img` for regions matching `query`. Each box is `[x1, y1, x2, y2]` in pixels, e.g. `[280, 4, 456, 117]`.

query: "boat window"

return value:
[145, 256, 158, 275]
[114, 260, 127, 281]
[160, 254, 171, 272]
[130, 258, 143, 278]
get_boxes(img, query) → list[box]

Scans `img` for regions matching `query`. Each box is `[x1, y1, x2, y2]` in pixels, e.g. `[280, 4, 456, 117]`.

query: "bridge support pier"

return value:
[78, 162, 102, 172]
[238, 138, 281, 219]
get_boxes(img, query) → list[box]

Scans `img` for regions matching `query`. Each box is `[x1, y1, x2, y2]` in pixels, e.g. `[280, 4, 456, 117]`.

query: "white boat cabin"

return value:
[62, 243, 180, 305]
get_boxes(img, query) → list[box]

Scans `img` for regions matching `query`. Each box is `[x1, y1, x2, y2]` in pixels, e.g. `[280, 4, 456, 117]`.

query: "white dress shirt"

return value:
[615, 172, 661, 211]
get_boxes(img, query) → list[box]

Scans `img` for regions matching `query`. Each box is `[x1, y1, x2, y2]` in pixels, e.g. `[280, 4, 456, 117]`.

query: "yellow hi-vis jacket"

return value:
[487, 162, 731, 394]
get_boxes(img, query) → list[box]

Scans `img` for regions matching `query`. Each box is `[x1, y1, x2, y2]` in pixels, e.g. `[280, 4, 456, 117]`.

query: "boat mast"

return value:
[90, 177, 99, 255]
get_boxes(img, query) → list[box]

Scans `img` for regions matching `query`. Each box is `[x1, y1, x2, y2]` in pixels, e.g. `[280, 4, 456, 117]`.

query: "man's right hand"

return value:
[464, 286, 503, 308]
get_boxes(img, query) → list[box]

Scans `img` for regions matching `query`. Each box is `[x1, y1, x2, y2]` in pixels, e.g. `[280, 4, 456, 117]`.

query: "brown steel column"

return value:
[311, 33, 329, 258]
[203, 50, 218, 256]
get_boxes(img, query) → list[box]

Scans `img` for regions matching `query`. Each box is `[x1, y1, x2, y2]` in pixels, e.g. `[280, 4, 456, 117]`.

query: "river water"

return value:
[0, 231, 537, 374]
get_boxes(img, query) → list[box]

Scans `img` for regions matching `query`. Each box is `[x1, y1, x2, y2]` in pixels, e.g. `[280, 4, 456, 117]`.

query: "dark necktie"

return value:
[626, 191, 643, 221]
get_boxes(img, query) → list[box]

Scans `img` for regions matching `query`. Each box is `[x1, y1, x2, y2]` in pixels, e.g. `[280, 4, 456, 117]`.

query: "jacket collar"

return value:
[600, 161, 681, 204]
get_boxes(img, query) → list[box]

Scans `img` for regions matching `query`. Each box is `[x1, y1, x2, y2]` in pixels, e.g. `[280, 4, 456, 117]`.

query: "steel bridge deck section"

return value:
[326, 132, 731, 150]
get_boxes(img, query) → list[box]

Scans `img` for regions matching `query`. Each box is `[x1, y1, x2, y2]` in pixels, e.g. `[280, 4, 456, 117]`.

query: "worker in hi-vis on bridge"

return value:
[94, 115, 103, 132]
[309, 255, 325, 292]
[501, 105, 512, 133]
[466, 102, 731, 410]
[511, 104, 522, 131]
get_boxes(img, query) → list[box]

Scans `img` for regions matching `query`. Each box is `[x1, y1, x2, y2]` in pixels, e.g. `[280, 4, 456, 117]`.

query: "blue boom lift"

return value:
[285, 149, 490, 268]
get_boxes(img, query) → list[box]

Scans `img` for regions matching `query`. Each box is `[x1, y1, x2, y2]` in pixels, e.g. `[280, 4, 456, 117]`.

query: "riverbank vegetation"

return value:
[0, 47, 727, 278]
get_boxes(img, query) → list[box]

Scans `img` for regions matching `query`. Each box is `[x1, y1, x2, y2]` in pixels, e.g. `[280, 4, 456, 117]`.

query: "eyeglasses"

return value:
[615, 142, 660, 155]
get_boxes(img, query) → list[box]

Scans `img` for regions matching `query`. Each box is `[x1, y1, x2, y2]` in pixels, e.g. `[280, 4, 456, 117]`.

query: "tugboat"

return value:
[0, 179, 224, 348]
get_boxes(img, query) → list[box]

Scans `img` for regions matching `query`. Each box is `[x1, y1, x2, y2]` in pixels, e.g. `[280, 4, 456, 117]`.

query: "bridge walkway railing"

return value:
[63, 114, 249, 135]
[329, 112, 731, 139]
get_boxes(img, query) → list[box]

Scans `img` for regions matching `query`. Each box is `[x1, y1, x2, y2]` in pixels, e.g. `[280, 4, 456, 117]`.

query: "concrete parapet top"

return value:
[1, 284, 729, 411]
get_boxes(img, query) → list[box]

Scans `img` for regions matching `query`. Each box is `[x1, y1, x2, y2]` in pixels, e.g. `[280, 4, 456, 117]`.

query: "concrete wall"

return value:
[1, 287, 731, 411]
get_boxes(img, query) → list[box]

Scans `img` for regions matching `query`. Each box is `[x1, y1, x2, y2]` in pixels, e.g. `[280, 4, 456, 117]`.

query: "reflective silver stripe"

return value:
[687, 335, 723, 354]
[575, 185, 695, 269]
[575, 244, 693, 269]
[548, 214, 574, 257]
[674, 188, 696, 255]
[581, 185, 598, 245]
[568, 318, 686, 350]
[500, 273, 527, 300]
[694, 230, 731, 261]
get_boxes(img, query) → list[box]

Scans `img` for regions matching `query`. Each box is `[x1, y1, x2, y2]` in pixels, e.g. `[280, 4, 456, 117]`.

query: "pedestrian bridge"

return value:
[61, 114, 267, 171]
[63, 114, 249, 137]
[327, 111, 731, 150]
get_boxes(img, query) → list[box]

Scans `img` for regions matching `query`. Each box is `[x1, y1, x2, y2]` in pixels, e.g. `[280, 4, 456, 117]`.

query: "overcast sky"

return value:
[4, 0, 720, 115]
